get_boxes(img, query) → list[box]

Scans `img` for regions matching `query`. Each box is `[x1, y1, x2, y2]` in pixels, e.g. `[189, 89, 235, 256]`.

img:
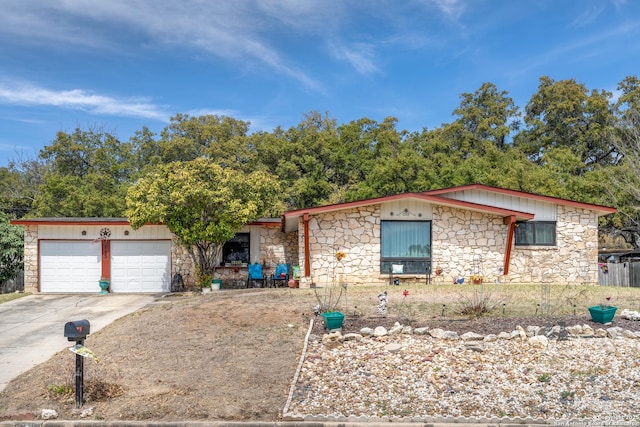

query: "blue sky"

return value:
[0, 0, 639, 166]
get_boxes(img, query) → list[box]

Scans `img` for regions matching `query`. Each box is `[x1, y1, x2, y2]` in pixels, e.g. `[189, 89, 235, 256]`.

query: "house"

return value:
[284, 184, 616, 286]
[12, 184, 616, 293]
[12, 217, 294, 293]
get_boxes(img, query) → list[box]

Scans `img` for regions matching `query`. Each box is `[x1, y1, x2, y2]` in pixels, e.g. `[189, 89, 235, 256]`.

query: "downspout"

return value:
[303, 213, 311, 277]
[503, 215, 516, 275]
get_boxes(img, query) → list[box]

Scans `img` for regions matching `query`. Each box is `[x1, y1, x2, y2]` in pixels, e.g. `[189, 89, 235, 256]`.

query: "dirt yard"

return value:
[0, 286, 639, 422]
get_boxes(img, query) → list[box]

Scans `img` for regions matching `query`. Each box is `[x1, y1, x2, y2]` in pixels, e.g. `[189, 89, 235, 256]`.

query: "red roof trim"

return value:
[283, 192, 535, 220]
[250, 220, 282, 227]
[11, 219, 132, 226]
[423, 184, 617, 214]
[10, 218, 280, 227]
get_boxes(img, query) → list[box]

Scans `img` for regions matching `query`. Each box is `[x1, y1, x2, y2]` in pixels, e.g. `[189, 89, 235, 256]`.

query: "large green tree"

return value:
[125, 158, 282, 277]
[450, 82, 520, 153]
[515, 76, 618, 170]
[252, 111, 341, 209]
[158, 114, 252, 167]
[32, 128, 136, 217]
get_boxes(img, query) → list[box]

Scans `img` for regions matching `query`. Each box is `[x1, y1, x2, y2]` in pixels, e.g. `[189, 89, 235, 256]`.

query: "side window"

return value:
[515, 221, 556, 246]
[222, 233, 250, 264]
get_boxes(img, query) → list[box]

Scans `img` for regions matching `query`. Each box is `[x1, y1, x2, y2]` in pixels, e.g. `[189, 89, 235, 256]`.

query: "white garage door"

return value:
[40, 241, 102, 293]
[110, 241, 171, 293]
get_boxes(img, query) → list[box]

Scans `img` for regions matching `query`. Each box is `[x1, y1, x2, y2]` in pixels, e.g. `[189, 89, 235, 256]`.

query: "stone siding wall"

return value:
[431, 206, 507, 283]
[303, 205, 385, 286]
[261, 226, 298, 270]
[298, 204, 600, 287]
[508, 206, 599, 284]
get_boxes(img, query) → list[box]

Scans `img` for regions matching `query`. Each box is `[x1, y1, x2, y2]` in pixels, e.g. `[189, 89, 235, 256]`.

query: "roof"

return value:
[11, 218, 131, 226]
[282, 184, 617, 232]
[423, 184, 617, 216]
[10, 217, 282, 227]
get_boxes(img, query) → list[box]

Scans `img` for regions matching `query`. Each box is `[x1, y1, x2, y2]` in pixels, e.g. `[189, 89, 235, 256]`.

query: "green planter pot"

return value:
[321, 311, 345, 330]
[98, 279, 110, 295]
[588, 305, 617, 324]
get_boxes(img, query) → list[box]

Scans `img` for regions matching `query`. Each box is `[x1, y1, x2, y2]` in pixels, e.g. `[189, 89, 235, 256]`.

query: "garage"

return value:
[40, 241, 102, 293]
[110, 241, 171, 293]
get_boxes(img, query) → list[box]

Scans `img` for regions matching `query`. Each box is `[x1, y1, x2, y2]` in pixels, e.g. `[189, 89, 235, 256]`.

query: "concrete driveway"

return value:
[0, 293, 156, 391]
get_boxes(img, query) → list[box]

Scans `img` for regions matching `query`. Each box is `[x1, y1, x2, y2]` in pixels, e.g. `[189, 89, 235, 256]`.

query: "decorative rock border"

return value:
[282, 318, 640, 423]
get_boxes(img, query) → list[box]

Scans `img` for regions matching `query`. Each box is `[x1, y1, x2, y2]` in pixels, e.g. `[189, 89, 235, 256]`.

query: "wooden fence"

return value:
[598, 262, 640, 287]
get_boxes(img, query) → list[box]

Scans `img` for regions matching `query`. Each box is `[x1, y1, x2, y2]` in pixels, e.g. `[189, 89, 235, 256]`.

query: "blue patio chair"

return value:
[270, 263, 290, 288]
[247, 263, 266, 288]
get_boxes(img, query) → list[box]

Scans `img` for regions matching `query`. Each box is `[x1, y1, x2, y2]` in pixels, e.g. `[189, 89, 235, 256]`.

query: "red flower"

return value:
[403, 289, 409, 297]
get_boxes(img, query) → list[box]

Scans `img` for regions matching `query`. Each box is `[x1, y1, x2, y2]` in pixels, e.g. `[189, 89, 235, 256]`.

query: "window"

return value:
[515, 221, 556, 246]
[381, 220, 431, 273]
[222, 233, 250, 264]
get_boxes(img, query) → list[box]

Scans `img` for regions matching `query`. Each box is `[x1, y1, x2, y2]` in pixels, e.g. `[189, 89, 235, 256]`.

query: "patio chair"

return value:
[270, 263, 290, 287]
[247, 263, 266, 288]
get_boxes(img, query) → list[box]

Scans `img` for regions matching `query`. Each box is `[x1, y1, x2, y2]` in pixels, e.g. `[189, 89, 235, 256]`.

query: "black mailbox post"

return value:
[64, 320, 90, 408]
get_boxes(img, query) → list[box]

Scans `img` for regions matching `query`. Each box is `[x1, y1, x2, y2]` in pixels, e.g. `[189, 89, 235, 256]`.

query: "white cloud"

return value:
[331, 43, 380, 75]
[0, 81, 169, 121]
[0, 1, 326, 91]
[0, 0, 466, 88]
[419, 0, 465, 19]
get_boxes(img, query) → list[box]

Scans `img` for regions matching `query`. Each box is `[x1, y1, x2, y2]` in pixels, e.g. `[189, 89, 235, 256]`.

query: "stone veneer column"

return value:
[171, 241, 196, 286]
[22, 225, 38, 292]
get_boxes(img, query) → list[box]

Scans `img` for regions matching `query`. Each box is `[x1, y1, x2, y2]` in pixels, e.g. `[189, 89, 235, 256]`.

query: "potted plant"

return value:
[316, 250, 347, 330]
[588, 297, 617, 324]
[197, 269, 213, 294]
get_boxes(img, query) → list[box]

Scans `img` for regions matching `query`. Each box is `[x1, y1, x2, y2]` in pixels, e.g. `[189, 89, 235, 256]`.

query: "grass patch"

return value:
[273, 283, 640, 321]
[0, 292, 30, 305]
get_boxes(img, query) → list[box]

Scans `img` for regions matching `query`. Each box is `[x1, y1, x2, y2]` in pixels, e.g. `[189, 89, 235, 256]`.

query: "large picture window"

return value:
[381, 220, 431, 274]
[222, 233, 250, 265]
[515, 221, 556, 246]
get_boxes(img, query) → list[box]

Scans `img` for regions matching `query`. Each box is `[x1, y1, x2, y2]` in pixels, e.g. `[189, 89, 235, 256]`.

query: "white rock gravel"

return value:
[287, 330, 640, 423]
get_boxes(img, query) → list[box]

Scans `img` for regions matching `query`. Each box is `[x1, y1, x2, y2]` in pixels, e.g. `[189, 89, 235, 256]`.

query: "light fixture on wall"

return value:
[81, 230, 87, 236]
[124, 230, 129, 236]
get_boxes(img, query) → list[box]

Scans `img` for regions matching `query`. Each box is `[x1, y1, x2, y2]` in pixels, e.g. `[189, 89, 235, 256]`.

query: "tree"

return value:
[515, 76, 618, 170]
[32, 128, 136, 217]
[158, 114, 252, 166]
[0, 213, 24, 289]
[605, 109, 640, 247]
[125, 158, 282, 278]
[451, 82, 520, 152]
[253, 111, 340, 209]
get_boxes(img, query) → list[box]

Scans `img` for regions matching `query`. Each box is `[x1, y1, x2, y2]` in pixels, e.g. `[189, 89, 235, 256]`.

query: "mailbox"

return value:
[64, 320, 90, 342]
